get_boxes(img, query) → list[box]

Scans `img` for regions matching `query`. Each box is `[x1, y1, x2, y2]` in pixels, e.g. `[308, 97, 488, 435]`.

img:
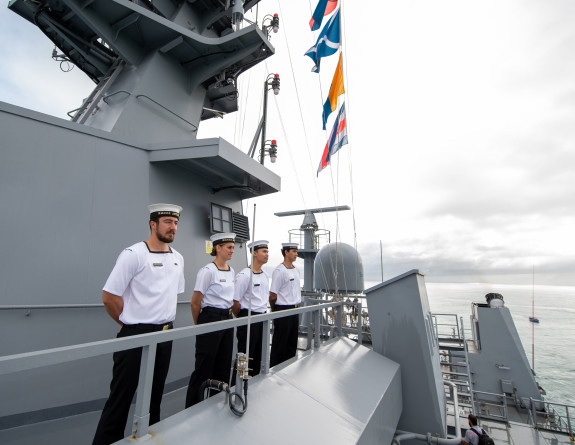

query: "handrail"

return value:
[527, 397, 575, 437]
[136, 94, 198, 131]
[102, 89, 131, 104]
[460, 315, 476, 415]
[305, 297, 366, 343]
[472, 390, 508, 422]
[0, 302, 342, 376]
[393, 381, 461, 445]
[0, 301, 345, 439]
[66, 107, 83, 119]
[0, 301, 192, 310]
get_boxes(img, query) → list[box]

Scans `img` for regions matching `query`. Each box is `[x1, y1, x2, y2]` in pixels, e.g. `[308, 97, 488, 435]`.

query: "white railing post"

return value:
[357, 301, 363, 345]
[565, 405, 572, 438]
[314, 308, 320, 349]
[336, 301, 343, 337]
[132, 344, 156, 440]
[261, 319, 271, 374]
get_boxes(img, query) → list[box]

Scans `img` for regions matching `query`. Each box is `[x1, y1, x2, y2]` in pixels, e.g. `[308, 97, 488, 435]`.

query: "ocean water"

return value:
[425, 282, 575, 405]
[362, 281, 575, 404]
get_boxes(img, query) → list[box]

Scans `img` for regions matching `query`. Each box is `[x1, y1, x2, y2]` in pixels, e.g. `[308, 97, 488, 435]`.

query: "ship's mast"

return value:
[9, 0, 275, 143]
[532, 264, 535, 371]
[275, 205, 350, 292]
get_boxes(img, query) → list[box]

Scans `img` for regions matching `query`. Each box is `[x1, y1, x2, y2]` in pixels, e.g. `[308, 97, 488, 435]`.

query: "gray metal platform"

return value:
[115, 337, 402, 445]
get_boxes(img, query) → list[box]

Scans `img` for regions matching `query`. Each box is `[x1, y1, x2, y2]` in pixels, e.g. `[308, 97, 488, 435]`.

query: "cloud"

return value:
[0, 9, 94, 118]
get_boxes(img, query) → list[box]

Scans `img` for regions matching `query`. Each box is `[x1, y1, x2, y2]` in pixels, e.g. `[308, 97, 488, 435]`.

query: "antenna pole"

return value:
[380, 240, 384, 282]
[246, 204, 257, 366]
[531, 265, 535, 371]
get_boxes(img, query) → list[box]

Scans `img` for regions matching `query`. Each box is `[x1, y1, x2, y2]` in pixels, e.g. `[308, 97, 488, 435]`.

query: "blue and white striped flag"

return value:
[305, 9, 341, 73]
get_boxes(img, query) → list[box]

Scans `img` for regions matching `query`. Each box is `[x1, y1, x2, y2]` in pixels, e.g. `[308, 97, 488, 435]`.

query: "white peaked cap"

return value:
[147, 203, 182, 217]
[282, 242, 299, 248]
[248, 240, 269, 250]
[210, 232, 236, 245]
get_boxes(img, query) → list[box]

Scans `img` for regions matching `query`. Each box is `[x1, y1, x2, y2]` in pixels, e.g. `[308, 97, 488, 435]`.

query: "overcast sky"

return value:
[1, 0, 574, 286]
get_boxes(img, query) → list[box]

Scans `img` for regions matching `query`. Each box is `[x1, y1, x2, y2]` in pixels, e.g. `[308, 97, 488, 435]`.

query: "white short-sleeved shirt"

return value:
[103, 241, 185, 325]
[234, 268, 270, 313]
[194, 262, 235, 309]
[270, 263, 301, 305]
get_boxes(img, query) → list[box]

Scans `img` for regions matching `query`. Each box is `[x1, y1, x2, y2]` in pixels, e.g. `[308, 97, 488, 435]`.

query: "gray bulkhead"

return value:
[0, 100, 279, 426]
[365, 270, 447, 443]
[1, 0, 279, 428]
[467, 304, 541, 404]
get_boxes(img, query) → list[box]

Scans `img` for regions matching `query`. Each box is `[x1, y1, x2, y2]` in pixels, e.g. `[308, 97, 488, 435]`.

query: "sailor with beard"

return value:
[93, 204, 185, 445]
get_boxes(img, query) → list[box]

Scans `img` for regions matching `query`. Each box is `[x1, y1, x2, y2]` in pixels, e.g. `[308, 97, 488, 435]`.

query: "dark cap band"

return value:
[213, 238, 235, 246]
[150, 211, 180, 219]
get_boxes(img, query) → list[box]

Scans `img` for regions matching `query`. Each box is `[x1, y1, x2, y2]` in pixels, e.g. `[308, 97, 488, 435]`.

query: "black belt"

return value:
[238, 309, 266, 316]
[127, 322, 173, 331]
[274, 304, 300, 309]
[201, 306, 233, 316]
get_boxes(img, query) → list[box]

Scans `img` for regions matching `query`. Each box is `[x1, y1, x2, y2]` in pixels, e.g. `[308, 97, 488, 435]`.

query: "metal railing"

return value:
[393, 381, 462, 445]
[472, 390, 509, 423]
[0, 301, 192, 311]
[287, 228, 330, 250]
[136, 94, 198, 131]
[432, 313, 462, 340]
[433, 313, 476, 415]
[305, 296, 367, 345]
[0, 301, 345, 440]
[528, 398, 574, 437]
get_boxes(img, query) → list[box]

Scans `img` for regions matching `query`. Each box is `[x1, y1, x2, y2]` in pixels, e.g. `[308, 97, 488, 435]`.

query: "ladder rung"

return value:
[445, 379, 470, 386]
[442, 371, 469, 377]
[441, 361, 468, 367]
[440, 345, 465, 351]
[438, 338, 465, 343]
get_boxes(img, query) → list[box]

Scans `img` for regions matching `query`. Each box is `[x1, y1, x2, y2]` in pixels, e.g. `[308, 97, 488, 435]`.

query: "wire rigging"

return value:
[339, 0, 361, 279]
[275, 0, 326, 200]
[270, 1, 339, 295]
[269, 0, 361, 300]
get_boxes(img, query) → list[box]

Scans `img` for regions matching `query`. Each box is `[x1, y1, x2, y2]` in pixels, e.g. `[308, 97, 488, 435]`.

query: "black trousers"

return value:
[185, 307, 233, 408]
[236, 309, 265, 377]
[269, 305, 299, 368]
[92, 323, 173, 445]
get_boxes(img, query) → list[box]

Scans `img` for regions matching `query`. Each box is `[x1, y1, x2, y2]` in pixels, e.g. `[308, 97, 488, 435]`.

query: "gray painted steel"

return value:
[9, 0, 273, 143]
[314, 242, 365, 293]
[0, 0, 279, 419]
[468, 304, 541, 404]
[114, 337, 402, 445]
[365, 270, 447, 442]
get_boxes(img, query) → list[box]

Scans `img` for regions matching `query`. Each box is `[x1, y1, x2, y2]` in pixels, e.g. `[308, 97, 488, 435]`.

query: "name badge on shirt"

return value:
[220, 279, 227, 282]
[153, 263, 163, 267]
[290, 278, 294, 281]
[254, 283, 260, 287]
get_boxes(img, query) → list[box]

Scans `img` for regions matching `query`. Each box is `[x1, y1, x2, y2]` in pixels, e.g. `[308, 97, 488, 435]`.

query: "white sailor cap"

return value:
[281, 242, 299, 249]
[148, 203, 182, 219]
[248, 240, 269, 250]
[210, 232, 236, 246]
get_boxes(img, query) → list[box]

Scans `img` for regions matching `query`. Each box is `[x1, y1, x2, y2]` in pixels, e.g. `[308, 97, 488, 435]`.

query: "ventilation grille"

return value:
[232, 213, 250, 243]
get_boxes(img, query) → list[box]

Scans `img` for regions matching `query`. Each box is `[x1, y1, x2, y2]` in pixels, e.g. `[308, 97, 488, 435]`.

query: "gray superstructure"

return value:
[1, 0, 278, 431]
